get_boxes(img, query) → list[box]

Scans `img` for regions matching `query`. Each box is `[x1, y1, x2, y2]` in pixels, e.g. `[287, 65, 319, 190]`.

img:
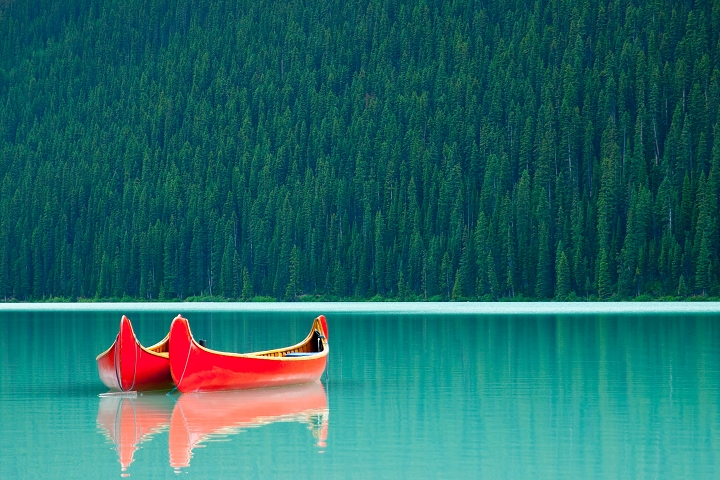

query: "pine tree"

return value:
[440, 251, 452, 300]
[285, 245, 300, 300]
[597, 249, 612, 300]
[220, 236, 235, 298]
[535, 222, 553, 299]
[484, 250, 498, 300]
[555, 245, 570, 301]
[241, 267, 253, 301]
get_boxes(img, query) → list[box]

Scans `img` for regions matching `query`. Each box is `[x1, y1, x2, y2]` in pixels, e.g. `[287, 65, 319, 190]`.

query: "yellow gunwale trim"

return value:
[182, 316, 329, 361]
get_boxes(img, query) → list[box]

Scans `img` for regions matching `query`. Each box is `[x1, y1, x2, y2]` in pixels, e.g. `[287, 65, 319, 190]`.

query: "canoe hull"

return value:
[169, 315, 328, 393]
[96, 316, 174, 392]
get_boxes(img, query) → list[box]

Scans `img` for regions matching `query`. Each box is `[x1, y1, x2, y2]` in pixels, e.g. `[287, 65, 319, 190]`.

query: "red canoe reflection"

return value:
[97, 394, 174, 472]
[169, 382, 329, 468]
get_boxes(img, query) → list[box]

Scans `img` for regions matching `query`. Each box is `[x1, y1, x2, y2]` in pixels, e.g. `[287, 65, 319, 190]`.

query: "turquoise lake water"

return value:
[1, 304, 719, 478]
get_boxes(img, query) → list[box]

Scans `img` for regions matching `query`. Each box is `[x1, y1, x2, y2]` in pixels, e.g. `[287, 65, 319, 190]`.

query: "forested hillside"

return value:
[1, 0, 720, 301]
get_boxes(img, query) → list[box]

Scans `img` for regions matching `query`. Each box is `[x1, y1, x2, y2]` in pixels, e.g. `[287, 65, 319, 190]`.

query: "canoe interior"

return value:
[255, 330, 326, 358]
[147, 338, 169, 356]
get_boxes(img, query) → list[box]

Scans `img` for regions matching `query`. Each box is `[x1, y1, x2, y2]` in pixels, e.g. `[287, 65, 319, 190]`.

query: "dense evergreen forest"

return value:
[1, 0, 720, 301]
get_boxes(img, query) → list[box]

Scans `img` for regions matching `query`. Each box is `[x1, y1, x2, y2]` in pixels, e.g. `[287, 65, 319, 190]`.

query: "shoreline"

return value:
[1, 301, 720, 314]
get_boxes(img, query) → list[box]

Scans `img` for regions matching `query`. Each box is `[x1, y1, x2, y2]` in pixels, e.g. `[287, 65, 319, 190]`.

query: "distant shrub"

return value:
[632, 294, 655, 302]
[251, 296, 276, 302]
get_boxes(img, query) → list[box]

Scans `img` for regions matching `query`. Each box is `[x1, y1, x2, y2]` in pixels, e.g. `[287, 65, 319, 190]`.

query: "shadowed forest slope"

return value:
[1, 0, 720, 300]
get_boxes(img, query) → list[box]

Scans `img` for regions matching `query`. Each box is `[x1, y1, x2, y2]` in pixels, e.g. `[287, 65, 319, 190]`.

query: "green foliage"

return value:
[1, 0, 720, 301]
[555, 248, 570, 301]
[597, 249, 612, 300]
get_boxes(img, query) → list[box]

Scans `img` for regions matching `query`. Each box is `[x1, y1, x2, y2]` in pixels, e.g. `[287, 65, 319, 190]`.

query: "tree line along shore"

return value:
[1, 0, 720, 302]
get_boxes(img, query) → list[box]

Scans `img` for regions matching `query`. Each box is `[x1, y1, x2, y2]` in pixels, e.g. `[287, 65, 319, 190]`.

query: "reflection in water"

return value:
[96, 394, 174, 472]
[169, 381, 329, 468]
[96, 382, 329, 473]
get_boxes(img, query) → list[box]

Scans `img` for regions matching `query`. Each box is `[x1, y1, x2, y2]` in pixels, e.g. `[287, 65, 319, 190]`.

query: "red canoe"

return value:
[97, 315, 175, 392]
[169, 382, 329, 468]
[168, 314, 329, 393]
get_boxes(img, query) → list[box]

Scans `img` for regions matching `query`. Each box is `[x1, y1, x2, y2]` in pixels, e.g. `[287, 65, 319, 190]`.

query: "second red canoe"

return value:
[168, 314, 329, 393]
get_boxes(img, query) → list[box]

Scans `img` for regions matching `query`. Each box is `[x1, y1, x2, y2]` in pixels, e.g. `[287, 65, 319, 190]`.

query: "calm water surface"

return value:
[1, 305, 719, 478]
